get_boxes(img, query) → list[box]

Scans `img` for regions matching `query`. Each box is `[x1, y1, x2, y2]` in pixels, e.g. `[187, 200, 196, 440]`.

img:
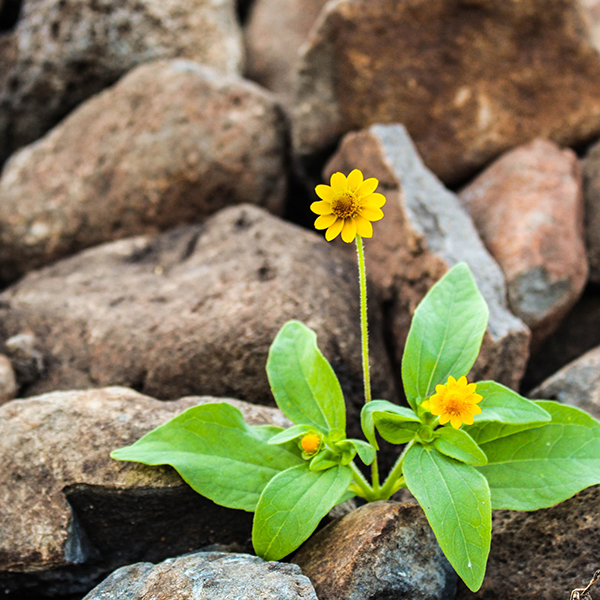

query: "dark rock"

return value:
[3, 330, 44, 386]
[293, 501, 457, 600]
[581, 135, 600, 283]
[293, 0, 600, 184]
[324, 124, 530, 390]
[0, 354, 16, 405]
[0, 60, 288, 282]
[82, 551, 318, 599]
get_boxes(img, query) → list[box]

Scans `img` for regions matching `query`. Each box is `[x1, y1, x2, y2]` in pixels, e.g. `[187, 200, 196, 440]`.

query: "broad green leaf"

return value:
[478, 401, 600, 510]
[361, 400, 421, 449]
[111, 403, 303, 511]
[309, 449, 340, 471]
[253, 463, 353, 560]
[465, 421, 548, 446]
[267, 321, 346, 433]
[268, 424, 314, 445]
[404, 444, 491, 592]
[433, 427, 487, 466]
[402, 263, 489, 411]
[347, 438, 376, 465]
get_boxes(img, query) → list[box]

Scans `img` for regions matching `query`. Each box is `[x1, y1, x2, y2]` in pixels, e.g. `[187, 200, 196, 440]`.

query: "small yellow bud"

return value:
[300, 433, 321, 455]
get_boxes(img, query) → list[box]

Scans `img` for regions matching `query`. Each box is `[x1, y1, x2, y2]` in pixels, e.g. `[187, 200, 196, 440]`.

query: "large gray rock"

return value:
[0, 60, 288, 283]
[0, 387, 289, 597]
[293, 501, 457, 600]
[0, 205, 397, 427]
[0, 0, 243, 165]
[324, 124, 530, 390]
[83, 552, 318, 599]
[293, 0, 600, 184]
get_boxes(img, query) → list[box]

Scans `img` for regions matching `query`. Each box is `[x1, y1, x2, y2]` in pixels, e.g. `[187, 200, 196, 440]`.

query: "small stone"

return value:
[3, 330, 44, 386]
[0, 354, 17, 405]
[83, 552, 318, 599]
[0, 60, 288, 282]
[324, 124, 530, 389]
[581, 136, 600, 283]
[459, 139, 588, 347]
[293, 501, 457, 600]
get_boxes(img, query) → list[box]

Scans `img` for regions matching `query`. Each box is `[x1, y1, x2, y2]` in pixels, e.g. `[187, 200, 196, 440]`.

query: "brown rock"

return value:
[579, 0, 600, 51]
[0, 60, 288, 283]
[529, 345, 600, 419]
[0, 354, 16, 405]
[455, 486, 600, 600]
[324, 124, 530, 389]
[581, 137, 600, 283]
[0, 0, 242, 165]
[0, 205, 397, 430]
[293, 0, 600, 184]
[459, 139, 588, 347]
[0, 387, 289, 596]
[293, 501, 457, 600]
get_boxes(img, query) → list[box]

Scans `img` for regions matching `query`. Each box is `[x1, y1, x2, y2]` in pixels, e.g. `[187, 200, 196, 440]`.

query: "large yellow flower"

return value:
[422, 376, 483, 429]
[311, 169, 386, 243]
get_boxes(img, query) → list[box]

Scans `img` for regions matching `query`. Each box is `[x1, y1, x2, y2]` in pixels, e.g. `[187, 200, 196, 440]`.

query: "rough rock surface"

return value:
[293, 501, 457, 600]
[0, 204, 396, 427]
[325, 124, 530, 389]
[0, 387, 290, 597]
[83, 551, 318, 599]
[293, 0, 600, 184]
[460, 139, 587, 347]
[0, 60, 288, 282]
[0, 0, 243, 165]
[244, 0, 329, 105]
[0, 354, 17, 405]
[455, 486, 600, 600]
[581, 137, 600, 283]
[580, 0, 600, 51]
[529, 345, 600, 419]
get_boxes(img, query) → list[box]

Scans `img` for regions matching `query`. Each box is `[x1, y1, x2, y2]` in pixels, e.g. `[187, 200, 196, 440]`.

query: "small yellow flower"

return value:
[422, 376, 483, 429]
[300, 433, 321, 455]
[311, 169, 386, 243]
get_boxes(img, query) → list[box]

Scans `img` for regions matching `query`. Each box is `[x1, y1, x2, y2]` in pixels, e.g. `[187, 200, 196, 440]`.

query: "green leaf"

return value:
[433, 427, 487, 466]
[361, 400, 421, 449]
[252, 463, 353, 560]
[111, 403, 303, 511]
[477, 401, 600, 510]
[268, 424, 314, 445]
[404, 444, 491, 592]
[402, 263, 489, 411]
[346, 438, 376, 465]
[267, 321, 346, 433]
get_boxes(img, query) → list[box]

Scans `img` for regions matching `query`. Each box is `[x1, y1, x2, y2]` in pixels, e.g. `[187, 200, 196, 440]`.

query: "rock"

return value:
[0, 354, 17, 405]
[579, 0, 600, 52]
[529, 345, 600, 419]
[83, 551, 318, 599]
[0, 0, 243, 165]
[244, 0, 328, 106]
[459, 139, 588, 347]
[0, 204, 397, 429]
[324, 124, 530, 389]
[293, 501, 457, 600]
[455, 486, 600, 600]
[0, 60, 288, 283]
[293, 0, 600, 184]
[580, 137, 600, 283]
[0, 387, 290, 597]
[3, 330, 44, 386]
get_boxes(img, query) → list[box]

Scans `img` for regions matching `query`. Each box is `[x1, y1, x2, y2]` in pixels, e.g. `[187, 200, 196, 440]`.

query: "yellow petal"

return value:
[362, 192, 386, 208]
[421, 400, 431, 410]
[315, 214, 337, 230]
[315, 184, 334, 202]
[311, 200, 332, 216]
[469, 404, 482, 415]
[330, 172, 347, 191]
[341, 218, 357, 243]
[462, 413, 475, 425]
[473, 393, 483, 404]
[347, 169, 364, 191]
[356, 177, 379, 197]
[355, 215, 373, 238]
[359, 206, 384, 222]
[447, 376, 457, 385]
[439, 413, 450, 425]
[325, 218, 344, 241]
[435, 385, 445, 394]
[450, 415, 463, 429]
[466, 382, 478, 394]
[457, 376, 468, 387]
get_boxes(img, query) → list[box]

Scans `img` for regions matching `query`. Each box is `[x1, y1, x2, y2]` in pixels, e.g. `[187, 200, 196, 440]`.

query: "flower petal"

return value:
[469, 404, 482, 415]
[356, 177, 379, 197]
[354, 215, 373, 238]
[359, 206, 384, 222]
[315, 214, 337, 230]
[310, 200, 333, 216]
[315, 184, 334, 202]
[347, 169, 364, 191]
[450, 415, 463, 429]
[362, 192, 386, 208]
[341, 218, 357, 243]
[325, 218, 344, 241]
[330, 172, 347, 191]
[462, 413, 475, 426]
[439, 413, 450, 425]
[457, 376, 468, 387]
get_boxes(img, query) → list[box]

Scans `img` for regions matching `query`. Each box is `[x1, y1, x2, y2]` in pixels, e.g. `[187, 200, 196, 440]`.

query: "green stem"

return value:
[378, 439, 415, 499]
[355, 235, 371, 405]
[350, 462, 375, 501]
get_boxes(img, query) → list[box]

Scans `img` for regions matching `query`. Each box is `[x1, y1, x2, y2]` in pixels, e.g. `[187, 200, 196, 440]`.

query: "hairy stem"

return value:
[378, 439, 415, 499]
[350, 461, 376, 501]
[355, 235, 371, 405]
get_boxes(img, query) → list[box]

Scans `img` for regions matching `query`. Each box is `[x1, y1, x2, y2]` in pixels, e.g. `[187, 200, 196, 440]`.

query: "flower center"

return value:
[331, 192, 359, 219]
[300, 433, 321, 455]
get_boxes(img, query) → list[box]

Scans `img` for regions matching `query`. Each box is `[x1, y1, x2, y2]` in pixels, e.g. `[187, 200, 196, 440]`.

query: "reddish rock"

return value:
[324, 124, 530, 389]
[581, 137, 600, 283]
[459, 139, 588, 347]
[293, 0, 600, 184]
[0, 60, 288, 282]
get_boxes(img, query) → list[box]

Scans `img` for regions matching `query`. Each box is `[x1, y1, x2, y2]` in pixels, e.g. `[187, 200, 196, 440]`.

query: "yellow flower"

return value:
[300, 433, 321, 455]
[422, 376, 483, 430]
[311, 169, 386, 243]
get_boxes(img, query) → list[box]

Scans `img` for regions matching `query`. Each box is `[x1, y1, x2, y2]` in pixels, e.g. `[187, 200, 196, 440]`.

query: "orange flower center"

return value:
[331, 192, 359, 219]
[300, 433, 321, 455]
[443, 394, 468, 416]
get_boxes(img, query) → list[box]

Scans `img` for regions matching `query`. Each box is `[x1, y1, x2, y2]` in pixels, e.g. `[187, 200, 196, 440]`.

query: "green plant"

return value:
[112, 170, 600, 592]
